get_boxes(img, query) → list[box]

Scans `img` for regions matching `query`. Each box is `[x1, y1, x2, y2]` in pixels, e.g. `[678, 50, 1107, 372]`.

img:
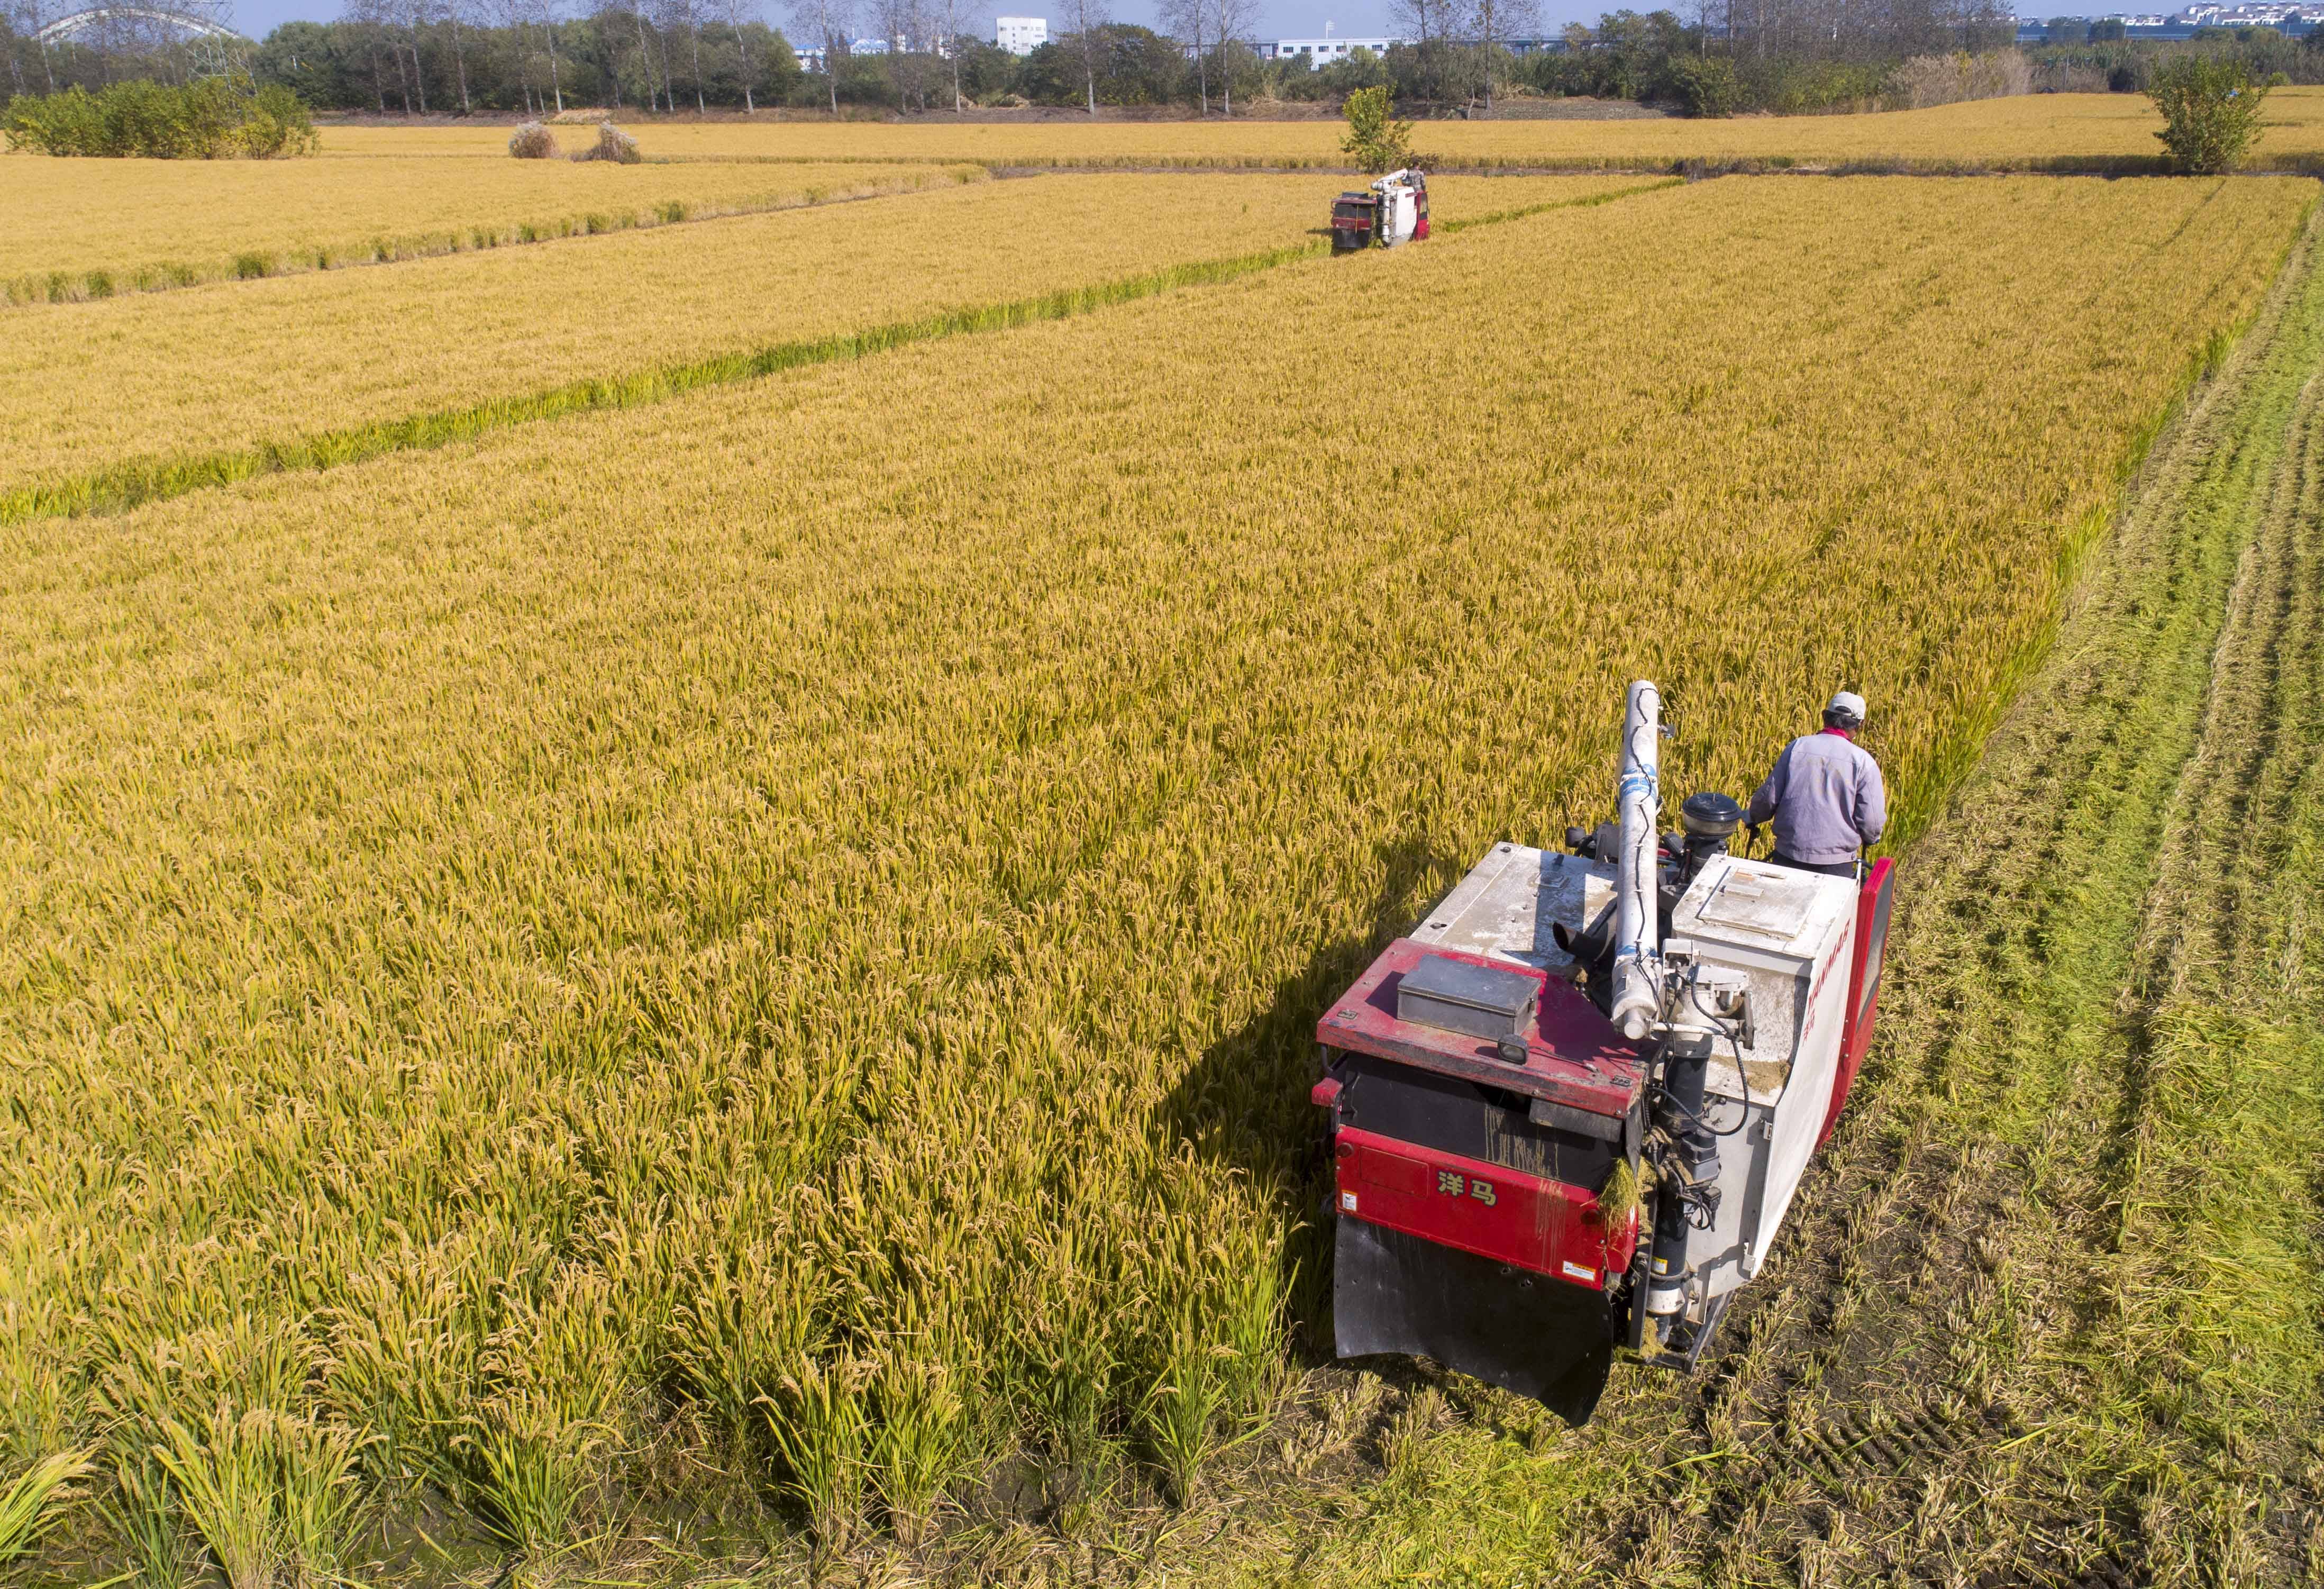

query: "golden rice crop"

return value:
[0, 153, 982, 303]
[0, 173, 1643, 497]
[0, 174, 2306, 1579]
[308, 86, 2324, 171]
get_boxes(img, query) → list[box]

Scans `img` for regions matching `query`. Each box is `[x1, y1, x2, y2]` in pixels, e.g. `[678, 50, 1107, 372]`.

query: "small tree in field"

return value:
[2147, 56, 2268, 174]
[1341, 85, 1411, 174]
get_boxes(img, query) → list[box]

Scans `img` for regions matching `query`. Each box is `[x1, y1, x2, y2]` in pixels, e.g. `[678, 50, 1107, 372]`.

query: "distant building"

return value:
[1258, 35, 1403, 63]
[2012, 3, 2318, 34]
[996, 15, 1047, 52]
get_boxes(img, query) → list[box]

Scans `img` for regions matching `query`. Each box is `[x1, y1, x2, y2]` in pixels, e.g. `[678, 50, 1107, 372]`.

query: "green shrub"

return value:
[235, 84, 320, 158]
[1339, 85, 1412, 176]
[4, 86, 105, 155]
[2, 79, 316, 159]
[1669, 55, 1742, 117]
[2147, 55, 2269, 173]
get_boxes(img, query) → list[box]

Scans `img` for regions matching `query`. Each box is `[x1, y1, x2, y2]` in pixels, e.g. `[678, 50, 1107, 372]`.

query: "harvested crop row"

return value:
[0, 175, 2305, 1582]
[0, 173, 1651, 501]
[313, 87, 2324, 171]
[0, 153, 982, 303]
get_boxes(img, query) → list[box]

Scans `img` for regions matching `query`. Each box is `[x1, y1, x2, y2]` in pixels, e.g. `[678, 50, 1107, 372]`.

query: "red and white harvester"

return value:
[1330, 169, 1429, 252]
[1313, 682, 1897, 1422]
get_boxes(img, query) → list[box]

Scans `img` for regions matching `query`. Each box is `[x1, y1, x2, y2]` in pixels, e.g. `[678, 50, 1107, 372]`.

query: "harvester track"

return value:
[1593, 202, 2324, 1589]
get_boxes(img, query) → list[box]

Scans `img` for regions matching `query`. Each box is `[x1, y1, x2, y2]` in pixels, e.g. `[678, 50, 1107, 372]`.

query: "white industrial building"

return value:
[1259, 33, 1403, 62]
[995, 15, 1048, 52]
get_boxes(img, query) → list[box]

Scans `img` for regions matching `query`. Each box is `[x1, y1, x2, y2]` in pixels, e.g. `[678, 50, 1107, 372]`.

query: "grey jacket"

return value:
[1746, 730, 1887, 865]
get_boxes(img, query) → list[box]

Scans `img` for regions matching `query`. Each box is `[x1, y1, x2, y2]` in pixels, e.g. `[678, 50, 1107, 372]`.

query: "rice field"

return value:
[0, 173, 1647, 501]
[1, 166, 2309, 1586]
[0, 153, 983, 302]
[306, 86, 2324, 171]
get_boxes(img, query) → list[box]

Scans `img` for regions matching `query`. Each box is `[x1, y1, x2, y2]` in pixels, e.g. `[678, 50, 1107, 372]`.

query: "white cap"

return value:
[1827, 690, 1867, 723]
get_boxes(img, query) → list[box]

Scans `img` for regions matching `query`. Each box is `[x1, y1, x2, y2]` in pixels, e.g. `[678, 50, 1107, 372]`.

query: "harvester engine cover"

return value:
[1314, 685, 1896, 1424]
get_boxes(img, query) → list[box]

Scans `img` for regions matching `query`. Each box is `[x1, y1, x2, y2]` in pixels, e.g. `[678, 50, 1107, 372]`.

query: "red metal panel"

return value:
[1332, 1125, 1637, 1290]
[1316, 938, 1644, 1119]
[1821, 857, 1897, 1148]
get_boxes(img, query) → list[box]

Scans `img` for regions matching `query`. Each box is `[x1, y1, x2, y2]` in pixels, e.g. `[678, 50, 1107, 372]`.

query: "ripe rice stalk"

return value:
[0, 173, 2309, 1573]
[0, 174, 1653, 509]
[0, 157, 985, 304]
[459, 1269, 634, 1556]
[0, 1449, 92, 1565]
[761, 1357, 871, 1552]
[304, 88, 2324, 174]
[664, 1229, 827, 1444]
[867, 1352, 964, 1543]
[266, 1413, 372, 1588]
[92, 1450, 191, 1589]
[87, 1315, 372, 1589]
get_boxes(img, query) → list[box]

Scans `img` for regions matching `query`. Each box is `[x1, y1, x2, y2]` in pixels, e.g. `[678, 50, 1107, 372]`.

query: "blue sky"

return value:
[227, 0, 1611, 49]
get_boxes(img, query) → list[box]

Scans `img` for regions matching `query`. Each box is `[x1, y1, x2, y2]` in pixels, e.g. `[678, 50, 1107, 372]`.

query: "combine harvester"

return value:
[1313, 682, 1897, 1421]
[1330, 169, 1429, 252]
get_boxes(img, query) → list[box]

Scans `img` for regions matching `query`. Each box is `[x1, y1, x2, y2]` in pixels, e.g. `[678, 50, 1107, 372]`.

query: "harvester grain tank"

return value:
[1331, 169, 1429, 252]
[1313, 682, 1897, 1422]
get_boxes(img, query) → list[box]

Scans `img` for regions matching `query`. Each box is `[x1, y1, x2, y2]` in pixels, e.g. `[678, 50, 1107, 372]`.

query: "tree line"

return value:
[7, 0, 2324, 116]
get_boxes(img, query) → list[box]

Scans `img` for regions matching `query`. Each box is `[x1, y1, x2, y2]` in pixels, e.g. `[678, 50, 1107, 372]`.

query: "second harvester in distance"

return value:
[1314, 682, 1897, 1422]
[1332, 169, 1429, 251]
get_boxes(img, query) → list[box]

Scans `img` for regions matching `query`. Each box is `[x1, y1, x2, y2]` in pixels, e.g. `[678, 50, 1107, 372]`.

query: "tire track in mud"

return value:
[1598, 202, 2324, 1589]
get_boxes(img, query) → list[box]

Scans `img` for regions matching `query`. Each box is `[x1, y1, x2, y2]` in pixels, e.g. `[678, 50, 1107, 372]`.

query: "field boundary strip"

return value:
[0, 177, 1679, 532]
[1, 163, 990, 308]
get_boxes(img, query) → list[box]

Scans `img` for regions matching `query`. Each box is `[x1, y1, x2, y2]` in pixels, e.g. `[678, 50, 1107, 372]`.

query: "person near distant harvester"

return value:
[1745, 691, 1885, 880]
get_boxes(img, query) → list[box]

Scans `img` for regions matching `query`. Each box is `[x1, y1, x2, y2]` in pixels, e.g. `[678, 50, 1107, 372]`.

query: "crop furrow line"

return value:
[0, 178, 1680, 538]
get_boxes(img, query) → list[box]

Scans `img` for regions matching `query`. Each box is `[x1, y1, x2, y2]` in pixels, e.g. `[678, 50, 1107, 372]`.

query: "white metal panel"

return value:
[1747, 901, 1857, 1275]
[1409, 842, 1617, 973]
[1665, 853, 1856, 1300]
[1674, 857, 1851, 958]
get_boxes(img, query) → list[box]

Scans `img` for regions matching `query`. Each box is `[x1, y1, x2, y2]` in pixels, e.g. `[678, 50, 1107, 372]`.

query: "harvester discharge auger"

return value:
[1314, 682, 1896, 1423]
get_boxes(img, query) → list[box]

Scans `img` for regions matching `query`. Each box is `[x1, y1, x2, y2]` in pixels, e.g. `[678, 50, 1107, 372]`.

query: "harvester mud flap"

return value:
[1334, 1217, 1615, 1425]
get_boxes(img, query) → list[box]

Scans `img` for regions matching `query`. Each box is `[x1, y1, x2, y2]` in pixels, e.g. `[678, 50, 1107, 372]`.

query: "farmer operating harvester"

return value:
[1314, 683, 1897, 1423]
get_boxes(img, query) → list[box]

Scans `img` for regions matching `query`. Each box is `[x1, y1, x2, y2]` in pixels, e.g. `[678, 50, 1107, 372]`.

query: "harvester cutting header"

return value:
[1313, 682, 1897, 1422]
